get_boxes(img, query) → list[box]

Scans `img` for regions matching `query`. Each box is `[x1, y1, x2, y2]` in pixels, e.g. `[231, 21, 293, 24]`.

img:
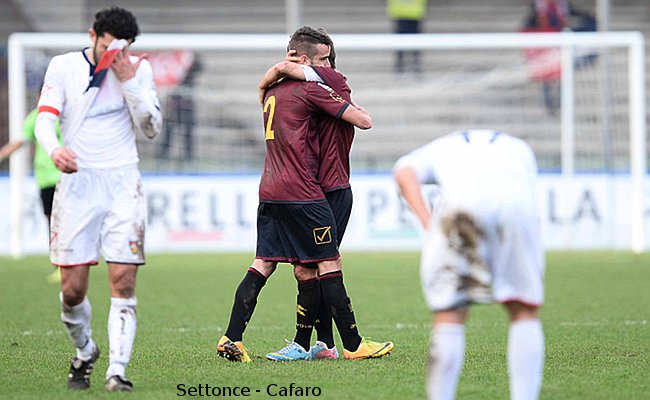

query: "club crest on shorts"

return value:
[129, 240, 143, 255]
[313, 226, 332, 245]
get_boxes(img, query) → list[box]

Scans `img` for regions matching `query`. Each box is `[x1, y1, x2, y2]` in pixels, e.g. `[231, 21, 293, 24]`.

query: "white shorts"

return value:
[420, 203, 544, 311]
[50, 165, 146, 267]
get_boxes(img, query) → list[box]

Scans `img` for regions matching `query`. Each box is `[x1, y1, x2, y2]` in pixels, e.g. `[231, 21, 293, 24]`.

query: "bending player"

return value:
[394, 129, 545, 400]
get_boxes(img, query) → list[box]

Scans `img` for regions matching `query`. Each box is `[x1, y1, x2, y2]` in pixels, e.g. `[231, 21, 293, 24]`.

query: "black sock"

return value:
[320, 271, 361, 352]
[315, 285, 335, 349]
[293, 278, 319, 351]
[224, 268, 267, 342]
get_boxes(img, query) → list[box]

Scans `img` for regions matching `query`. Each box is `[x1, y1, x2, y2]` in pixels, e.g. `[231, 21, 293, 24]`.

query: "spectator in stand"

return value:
[524, 0, 571, 31]
[387, 0, 428, 74]
[521, 0, 597, 113]
[158, 54, 201, 163]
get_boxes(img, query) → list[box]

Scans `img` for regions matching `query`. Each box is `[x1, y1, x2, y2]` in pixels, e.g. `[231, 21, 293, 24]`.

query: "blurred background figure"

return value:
[0, 97, 62, 283]
[520, 0, 597, 113]
[387, 0, 428, 74]
[0, 101, 61, 229]
[156, 52, 202, 163]
[524, 0, 571, 31]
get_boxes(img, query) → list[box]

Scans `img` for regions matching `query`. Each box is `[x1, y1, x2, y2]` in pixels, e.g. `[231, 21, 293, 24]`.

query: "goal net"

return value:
[5, 32, 646, 256]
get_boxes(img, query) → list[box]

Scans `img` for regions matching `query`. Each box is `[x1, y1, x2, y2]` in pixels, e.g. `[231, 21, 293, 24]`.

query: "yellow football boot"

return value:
[217, 335, 251, 363]
[343, 337, 394, 360]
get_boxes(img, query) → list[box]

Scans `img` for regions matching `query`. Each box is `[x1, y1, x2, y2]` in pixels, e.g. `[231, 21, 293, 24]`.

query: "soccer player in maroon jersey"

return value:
[296, 60, 360, 361]
[257, 40, 373, 361]
[217, 27, 394, 362]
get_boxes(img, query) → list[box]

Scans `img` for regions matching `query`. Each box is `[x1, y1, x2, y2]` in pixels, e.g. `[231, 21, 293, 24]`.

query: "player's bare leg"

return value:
[60, 265, 90, 307]
[60, 265, 99, 390]
[105, 263, 138, 391]
[505, 302, 544, 400]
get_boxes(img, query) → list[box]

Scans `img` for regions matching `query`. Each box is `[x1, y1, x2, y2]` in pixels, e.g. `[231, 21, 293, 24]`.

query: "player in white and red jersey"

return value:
[394, 130, 545, 400]
[35, 6, 161, 392]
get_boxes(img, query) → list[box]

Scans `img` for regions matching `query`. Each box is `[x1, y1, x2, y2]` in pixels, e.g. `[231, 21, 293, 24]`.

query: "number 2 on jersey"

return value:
[264, 95, 276, 140]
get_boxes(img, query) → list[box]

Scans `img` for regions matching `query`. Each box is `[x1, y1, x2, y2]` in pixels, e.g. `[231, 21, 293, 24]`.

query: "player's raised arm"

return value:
[306, 79, 372, 130]
[258, 58, 308, 105]
[116, 47, 162, 139]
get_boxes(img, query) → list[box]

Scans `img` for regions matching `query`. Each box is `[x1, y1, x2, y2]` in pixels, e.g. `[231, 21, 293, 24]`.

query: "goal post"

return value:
[6, 31, 646, 257]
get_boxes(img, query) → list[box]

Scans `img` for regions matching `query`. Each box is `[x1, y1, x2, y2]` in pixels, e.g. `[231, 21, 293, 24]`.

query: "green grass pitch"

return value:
[1, 251, 648, 399]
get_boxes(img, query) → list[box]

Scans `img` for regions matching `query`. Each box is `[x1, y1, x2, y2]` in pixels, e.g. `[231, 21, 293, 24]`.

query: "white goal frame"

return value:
[7, 31, 646, 257]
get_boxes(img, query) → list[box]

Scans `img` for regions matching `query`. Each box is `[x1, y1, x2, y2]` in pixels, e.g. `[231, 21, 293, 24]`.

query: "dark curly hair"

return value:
[93, 7, 140, 42]
[288, 26, 332, 61]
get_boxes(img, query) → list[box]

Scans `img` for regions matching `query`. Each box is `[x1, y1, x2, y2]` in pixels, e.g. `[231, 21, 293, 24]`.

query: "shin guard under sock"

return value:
[315, 283, 335, 349]
[225, 268, 267, 342]
[293, 278, 320, 351]
[319, 271, 361, 351]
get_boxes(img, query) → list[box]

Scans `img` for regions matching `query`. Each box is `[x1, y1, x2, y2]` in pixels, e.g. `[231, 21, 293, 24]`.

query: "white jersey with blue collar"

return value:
[36, 48, 161, 169]
[394, 129, 538, 211]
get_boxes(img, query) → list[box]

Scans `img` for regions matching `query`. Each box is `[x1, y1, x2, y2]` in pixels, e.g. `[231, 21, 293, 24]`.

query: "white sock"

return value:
[427, 323, 465, 400]
[77, 337, 97, 361]
[508, 319, 544, 400]
[107, 297, 137, 379]
[60, 293, 95, 360]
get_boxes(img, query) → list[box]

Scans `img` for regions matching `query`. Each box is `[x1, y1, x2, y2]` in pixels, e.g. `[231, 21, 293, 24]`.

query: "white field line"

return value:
[14, 320, 647, 337]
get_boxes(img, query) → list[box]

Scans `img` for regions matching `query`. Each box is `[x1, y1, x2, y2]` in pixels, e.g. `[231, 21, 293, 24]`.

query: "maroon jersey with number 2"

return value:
[259, 79, 350, 202]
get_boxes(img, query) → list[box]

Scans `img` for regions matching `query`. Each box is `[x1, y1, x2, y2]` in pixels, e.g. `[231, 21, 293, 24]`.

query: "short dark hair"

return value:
[93, 7, 140, 42]
[288, 26, 332, 60]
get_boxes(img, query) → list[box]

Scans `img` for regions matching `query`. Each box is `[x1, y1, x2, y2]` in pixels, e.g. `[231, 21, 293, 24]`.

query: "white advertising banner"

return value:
[0, 173, 648, 255]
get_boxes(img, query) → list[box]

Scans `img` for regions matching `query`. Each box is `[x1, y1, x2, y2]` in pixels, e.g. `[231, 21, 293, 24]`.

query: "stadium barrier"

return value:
[7, 32, 646, 256]
[0, 173, 646, 255]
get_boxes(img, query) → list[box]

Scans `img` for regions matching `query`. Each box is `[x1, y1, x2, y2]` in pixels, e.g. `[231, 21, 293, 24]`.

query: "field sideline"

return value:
[1, 251, 648, 399]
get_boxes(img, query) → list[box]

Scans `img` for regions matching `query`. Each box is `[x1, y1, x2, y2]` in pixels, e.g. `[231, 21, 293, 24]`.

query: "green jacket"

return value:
[387, 0, 427, 20]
